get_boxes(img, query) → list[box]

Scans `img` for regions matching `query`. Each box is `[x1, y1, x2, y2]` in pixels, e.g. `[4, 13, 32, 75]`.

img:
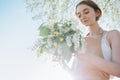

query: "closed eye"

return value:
[76, 8, 89, 18]
[84, 10, 89, 14]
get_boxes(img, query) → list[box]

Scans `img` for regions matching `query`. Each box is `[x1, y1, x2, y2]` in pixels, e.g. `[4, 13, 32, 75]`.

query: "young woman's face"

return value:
[76, 4, 98, 26]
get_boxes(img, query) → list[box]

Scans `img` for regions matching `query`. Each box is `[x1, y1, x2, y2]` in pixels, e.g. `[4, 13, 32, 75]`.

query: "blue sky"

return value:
[0, 1, 72, 80]
[0, 0, 45, 80]
[0, 0, 119, 80]
[0, 0, 40, 64]
[0, 0, 39, 64]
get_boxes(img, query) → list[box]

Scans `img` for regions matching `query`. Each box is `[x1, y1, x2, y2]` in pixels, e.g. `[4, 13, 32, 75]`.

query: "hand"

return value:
[59, 58, 68, 69]
[73, 50, 85, 59]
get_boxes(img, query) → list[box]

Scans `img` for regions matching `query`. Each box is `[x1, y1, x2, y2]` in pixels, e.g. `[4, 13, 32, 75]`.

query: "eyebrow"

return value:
[76, 8, 89, 14]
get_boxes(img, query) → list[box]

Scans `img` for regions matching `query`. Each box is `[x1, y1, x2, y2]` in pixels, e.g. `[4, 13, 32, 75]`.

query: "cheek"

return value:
[89, 13, 97, 21]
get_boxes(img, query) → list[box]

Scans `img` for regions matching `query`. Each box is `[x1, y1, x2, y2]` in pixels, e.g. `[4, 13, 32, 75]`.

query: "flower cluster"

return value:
[37, 19, 83, 62]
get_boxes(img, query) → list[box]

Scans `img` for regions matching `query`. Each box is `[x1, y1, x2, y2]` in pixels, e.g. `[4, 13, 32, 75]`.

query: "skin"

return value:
[62, 4, 120, 80]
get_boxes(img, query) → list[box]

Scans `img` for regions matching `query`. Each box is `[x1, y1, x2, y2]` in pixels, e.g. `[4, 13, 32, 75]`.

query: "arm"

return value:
[59, 58, 74, 75]
[110, 30, 120, 65]
[109, 30, 120, 76]
[88, 30, 120, 77]
[60, 55, 79, 76]
[88, 54, 120, 77]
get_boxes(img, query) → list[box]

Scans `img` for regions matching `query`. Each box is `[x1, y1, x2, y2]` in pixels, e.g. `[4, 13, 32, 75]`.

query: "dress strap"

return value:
[101, 31, 112, 61]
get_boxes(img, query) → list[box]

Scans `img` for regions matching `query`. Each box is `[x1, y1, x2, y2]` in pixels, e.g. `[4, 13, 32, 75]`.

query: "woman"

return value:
[61, 0, 120, 80]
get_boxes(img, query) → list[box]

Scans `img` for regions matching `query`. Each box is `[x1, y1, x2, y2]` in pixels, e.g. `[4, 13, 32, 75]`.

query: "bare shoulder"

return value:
[108, 30, 120, 66]
[107, 30, 120, 39]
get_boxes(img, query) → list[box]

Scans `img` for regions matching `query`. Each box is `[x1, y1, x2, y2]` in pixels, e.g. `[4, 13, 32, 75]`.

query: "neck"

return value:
[88, 22, 103, 38]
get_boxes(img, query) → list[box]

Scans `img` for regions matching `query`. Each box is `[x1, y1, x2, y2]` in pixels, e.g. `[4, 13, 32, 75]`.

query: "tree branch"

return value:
[103, 0, 110, 10]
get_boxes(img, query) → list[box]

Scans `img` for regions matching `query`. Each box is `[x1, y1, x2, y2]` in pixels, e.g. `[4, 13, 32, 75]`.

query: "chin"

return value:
[83, 22, 93, 27]
[82, 23, 89, 26]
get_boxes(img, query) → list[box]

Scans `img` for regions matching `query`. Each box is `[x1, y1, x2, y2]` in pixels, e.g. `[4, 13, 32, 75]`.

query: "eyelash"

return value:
[78, 11, 89, 18]
[84, 11, 89, 14]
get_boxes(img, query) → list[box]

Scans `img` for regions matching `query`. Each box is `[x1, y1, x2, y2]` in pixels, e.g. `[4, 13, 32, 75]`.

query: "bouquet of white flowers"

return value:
[36, 19, 84, 62]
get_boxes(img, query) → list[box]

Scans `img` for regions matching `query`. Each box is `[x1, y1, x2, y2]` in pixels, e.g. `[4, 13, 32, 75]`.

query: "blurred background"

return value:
[0, 0, 120, 80]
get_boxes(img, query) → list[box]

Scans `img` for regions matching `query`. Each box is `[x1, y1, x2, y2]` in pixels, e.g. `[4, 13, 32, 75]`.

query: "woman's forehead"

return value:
[76, 4, 92, 13]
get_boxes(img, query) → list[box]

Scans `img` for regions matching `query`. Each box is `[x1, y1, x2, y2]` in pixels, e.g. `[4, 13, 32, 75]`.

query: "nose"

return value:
[80, 14, 86, 20]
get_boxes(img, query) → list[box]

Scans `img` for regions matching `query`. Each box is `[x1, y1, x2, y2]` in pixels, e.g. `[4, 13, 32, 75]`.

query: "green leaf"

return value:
[60, 42, 74, 62]
[39, 25, 51, 37]
[37, 45, 46, 57]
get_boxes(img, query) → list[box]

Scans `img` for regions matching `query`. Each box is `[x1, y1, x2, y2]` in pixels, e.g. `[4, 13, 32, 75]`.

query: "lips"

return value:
[83, 20, 88, 23]
[82, 19, 88, 24]
[81, 19, 89, 26]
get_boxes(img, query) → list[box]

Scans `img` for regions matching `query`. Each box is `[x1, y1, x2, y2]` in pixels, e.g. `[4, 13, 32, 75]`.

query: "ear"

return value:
[95, 10, 101, 21]
[95, 10, 100, 17]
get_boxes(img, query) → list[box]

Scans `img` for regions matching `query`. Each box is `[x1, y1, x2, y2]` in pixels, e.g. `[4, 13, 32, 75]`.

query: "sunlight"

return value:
[36, 60, 120, 80]
[38, 61, 72, 80]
